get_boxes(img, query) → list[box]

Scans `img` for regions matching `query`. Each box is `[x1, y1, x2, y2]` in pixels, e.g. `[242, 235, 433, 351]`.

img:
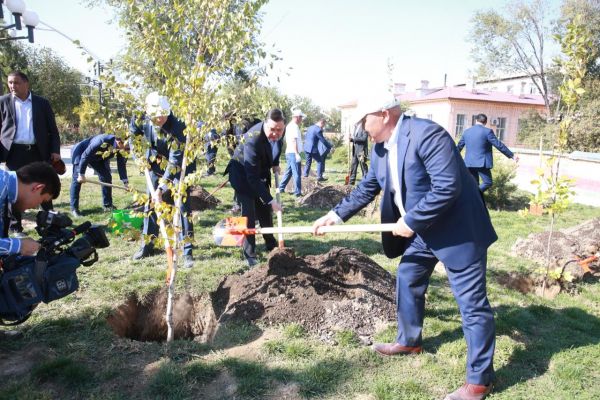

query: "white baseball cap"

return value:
[291, 108, 306, 118]
[145, 92, 171, 118]
[353, 94, 400, 124]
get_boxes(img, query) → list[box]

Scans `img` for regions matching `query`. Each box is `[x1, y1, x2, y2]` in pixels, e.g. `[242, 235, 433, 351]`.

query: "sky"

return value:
[19, 0, 562, 108]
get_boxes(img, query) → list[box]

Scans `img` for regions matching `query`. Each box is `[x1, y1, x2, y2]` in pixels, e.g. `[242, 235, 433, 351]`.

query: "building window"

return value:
[507, 85, 513, 93]
[455, 114, 466, 136]
[471, 115, 478, 126]
[496, 117, 507, 141]
[426, 114, 433, 121]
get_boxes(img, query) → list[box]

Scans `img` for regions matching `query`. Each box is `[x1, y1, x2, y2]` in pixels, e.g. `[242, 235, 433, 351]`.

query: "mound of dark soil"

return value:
[213, 247, 396, 343]
[283, 175, 323, 195]
[188, 186, 221, 211]
[297, 185, 353, 209]
[108, 247, 396, 344]
[512, 218, 600, 280]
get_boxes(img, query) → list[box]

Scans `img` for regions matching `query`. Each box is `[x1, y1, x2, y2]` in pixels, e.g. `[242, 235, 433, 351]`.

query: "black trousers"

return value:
[5, 144, 53, 232]
[237, 191, 276, 260]
[349, 143, 368, 185]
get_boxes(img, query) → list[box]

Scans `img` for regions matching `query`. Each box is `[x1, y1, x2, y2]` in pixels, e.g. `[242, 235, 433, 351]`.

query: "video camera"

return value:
[0, 211, 110, 325]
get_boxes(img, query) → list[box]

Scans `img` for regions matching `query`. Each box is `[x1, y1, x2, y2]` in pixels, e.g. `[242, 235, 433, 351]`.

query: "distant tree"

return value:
[565, 78, 600, 152]
[326, 108, 341, 132]
[469, 0, 554, 114]
[25, 47, 83, 123]
[0, 41, 28, 94]
[559, 0, 600, 78]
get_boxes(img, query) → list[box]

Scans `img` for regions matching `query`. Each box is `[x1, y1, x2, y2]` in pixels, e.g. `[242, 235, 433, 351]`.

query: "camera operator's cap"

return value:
[291, 108, 306, 118]
[353, 94, 400, 124]
[145, 92, 171, 119]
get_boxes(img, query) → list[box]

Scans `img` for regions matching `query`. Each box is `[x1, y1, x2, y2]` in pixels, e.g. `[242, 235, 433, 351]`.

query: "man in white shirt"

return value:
[277, 109, 305, 197]
[0, 71, 61, 234]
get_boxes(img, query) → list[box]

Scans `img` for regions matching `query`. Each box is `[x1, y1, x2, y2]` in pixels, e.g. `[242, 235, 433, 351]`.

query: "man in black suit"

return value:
[225, 108, 285, 266]
[0, 71, 61, 234]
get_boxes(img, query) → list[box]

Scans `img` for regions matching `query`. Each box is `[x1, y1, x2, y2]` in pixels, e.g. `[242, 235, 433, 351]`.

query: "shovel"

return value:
[273, 172, 284, 248]
[212, 216, 397, 246]
[84, 178, 131, 192]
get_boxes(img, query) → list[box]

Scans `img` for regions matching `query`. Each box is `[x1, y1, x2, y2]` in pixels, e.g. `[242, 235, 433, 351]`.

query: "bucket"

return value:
[110, 210, 143, 233]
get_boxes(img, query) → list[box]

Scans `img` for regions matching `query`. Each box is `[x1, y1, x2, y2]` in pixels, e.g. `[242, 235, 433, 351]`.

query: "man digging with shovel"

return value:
[311, 95, 498, 400]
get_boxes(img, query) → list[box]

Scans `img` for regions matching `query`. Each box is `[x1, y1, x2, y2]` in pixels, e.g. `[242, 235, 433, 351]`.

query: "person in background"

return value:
[303, 116, 331, 182]
[70, 134, 129, 217]
[457, 113, 518, 193]
[278, 108, 305, 197]
[348, 122, 369, 185]
[0, 71, 61, 235]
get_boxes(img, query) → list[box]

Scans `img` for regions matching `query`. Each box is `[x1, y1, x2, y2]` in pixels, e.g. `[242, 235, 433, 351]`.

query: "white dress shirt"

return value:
[384, 117, 407, 216]
[284, 121, 302, 154]
[13, 93, 35, 145]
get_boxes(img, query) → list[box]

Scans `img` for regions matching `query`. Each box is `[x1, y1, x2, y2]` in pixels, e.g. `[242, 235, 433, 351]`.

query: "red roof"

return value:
[398, 87, 546, 106]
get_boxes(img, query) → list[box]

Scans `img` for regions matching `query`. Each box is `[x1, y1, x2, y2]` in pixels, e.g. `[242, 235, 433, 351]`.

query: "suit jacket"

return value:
[129, 113, 194, 186]
[0, 93, 60, 162]
[303, 124, 332, 156]
[457, 124, 513, 168]
[333, 116, 497, 267]
[71, 134, 128, 183]
[225, 122, 283, 204]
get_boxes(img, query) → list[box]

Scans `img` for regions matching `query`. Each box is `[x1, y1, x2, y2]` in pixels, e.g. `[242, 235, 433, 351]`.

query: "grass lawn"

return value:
[1, 150, 599, 400]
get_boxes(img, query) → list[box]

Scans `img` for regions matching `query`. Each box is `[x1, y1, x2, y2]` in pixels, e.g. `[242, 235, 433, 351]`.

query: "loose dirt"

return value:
[107, 247, 396, 344]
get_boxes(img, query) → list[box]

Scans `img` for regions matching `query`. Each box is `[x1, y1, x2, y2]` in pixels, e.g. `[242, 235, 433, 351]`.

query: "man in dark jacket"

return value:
[303, 117, 331, 181]
[348, 122, 369, 185]
[457, 113, 518, 192]
[0, 71, 61, 234]
[225, 108, 285, 266]
[70, 134, 129, 216]
[129, 93, 195, 268]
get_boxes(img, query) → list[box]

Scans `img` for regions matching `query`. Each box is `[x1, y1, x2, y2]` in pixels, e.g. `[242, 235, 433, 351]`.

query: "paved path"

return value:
[512, 152, 600, 207]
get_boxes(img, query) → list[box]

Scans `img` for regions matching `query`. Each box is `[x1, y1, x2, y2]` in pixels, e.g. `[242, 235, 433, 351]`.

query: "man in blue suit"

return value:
[457, 113, 517, 192]
[303, 117, 331, 181]
[129, 93, 195, 268]
[70, 134, 129, 217]
[225, 108, 285, 267]
[312, 97, 497, 400]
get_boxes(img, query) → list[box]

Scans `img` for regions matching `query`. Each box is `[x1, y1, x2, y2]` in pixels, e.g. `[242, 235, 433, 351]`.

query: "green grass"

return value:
[1, 152, 599, 399]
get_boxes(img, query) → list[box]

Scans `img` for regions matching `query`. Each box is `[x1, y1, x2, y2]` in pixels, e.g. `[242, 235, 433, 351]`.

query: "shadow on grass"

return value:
[493, 304, 600, 393]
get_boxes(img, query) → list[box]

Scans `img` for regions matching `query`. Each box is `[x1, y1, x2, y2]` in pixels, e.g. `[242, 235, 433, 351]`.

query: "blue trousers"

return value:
[396, 235, 495, 385]
[303, 152, 326, 179]
[70, 161, 113, 211]
[143, 171, 194, 256]
[468, 167, 493, 192]
[279, 153, 302, 195]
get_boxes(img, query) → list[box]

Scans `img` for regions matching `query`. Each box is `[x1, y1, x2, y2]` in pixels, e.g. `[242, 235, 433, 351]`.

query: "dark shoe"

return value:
[103, 205, 116, 212]
[71, 209, 82, 218]
[133, 245, 154, 260]
[246, 257, 258, 267]
[444, 383, 492, 400]
[373, 342, 422, 356]
[295, 194, 303, 198]
[317, 177, 328, 182]
[182, 255, 194, 269]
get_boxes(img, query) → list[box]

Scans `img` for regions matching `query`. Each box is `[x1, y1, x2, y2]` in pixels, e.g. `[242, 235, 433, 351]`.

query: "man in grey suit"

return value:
[0, 71, 61, 234]
[457, 113, 517, 192]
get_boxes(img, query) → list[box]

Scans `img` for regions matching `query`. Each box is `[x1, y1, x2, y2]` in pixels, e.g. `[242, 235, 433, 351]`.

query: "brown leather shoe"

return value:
[444, 383, 492, 400]
[373, 342, 422, 356]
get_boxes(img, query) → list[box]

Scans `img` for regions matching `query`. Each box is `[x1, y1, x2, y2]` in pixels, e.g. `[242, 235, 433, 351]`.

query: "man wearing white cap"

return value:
[312, 95, 498, 400]
[129, 92, 195, 268]
[278, 108, 305, 197]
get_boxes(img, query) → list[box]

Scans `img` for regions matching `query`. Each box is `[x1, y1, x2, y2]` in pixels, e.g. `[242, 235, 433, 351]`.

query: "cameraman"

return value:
[0, 162, 59, 338]
[1, 162, 60, 257]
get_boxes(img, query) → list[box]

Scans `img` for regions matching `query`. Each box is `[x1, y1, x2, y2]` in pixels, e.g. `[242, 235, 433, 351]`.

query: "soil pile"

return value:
[213, 247, 396, 344]
[108, 247, 396, 344]
[512, 217, 600, 280]
[188, 186, 221, 211]
[297, 185, 353, 209]
[283, 175, 322, 194]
